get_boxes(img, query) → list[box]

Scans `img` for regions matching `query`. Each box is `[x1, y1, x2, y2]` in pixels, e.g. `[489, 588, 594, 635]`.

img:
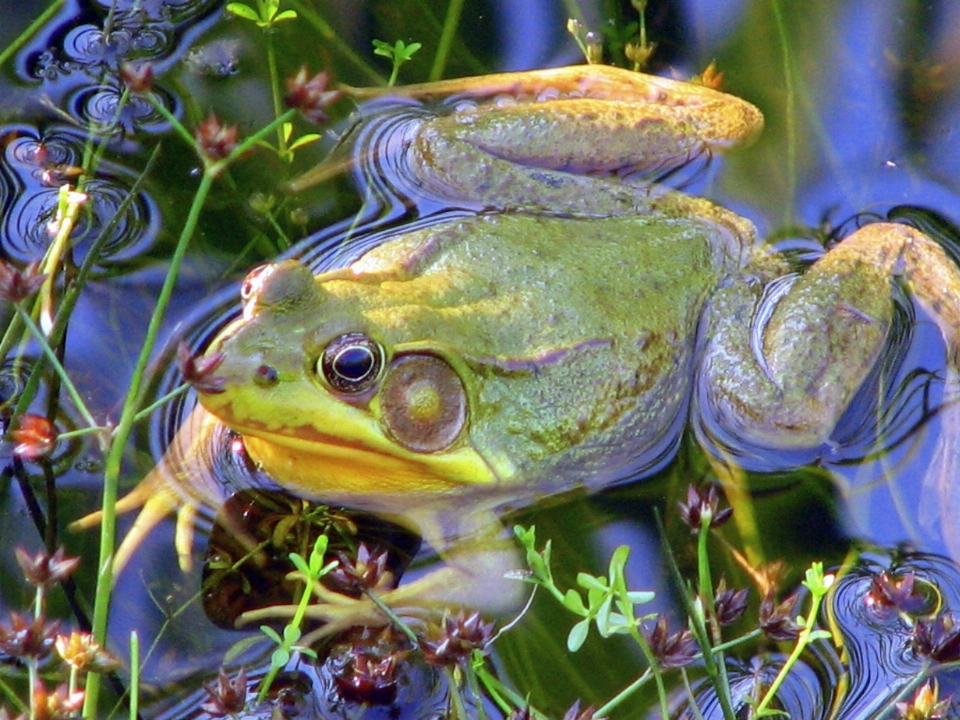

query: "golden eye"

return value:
[318, 333, 384, 393]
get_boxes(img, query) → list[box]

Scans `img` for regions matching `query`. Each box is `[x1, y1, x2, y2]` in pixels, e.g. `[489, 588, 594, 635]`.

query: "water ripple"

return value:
[65, 80, 179, 136]
[0, 125, 160, 265]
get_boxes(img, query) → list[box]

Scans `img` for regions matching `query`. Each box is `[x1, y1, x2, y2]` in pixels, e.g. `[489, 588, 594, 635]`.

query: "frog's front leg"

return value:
[237, 507, 525, 639]
[699, 222, 960, 450]
[70, 406, 222, 574]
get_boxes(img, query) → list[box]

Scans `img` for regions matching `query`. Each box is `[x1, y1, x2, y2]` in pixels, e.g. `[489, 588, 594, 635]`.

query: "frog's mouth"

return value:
[216, 414, 497, 504]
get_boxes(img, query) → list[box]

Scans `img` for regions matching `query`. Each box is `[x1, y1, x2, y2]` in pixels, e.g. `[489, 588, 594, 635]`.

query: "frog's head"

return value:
[197, 260, 498, 507]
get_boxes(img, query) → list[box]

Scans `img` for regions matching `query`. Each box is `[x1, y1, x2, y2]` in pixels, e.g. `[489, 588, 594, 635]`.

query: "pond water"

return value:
[3, 0, 960, 718]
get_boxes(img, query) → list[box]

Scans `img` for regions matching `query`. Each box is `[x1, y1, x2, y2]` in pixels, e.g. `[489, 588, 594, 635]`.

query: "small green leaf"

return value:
[514, 525, 535, 546]
[259, 625, 282, 644]
[289, 133, 321, 151]
[372, 39, 394, 58]
[223, 634, 264, 664]
[626, 590, 656, 605]
[282, 625, 301, 644]
[567, 618, 590, 652]
[309, 535, 329, 574]
[607, 612, 634, 633]
[289, 552, 309, 575]
[608, 545, 630, 581]
[271, 647, 290, 667]
[562, 588, 587, 615]
[586, 585, 607, 609]
[397, 41, 422, 61]
[273, 9, 297, 21]
[595, 596, 614, 636]
[226, 2, 260, 21]
[577, 572, 608, 593]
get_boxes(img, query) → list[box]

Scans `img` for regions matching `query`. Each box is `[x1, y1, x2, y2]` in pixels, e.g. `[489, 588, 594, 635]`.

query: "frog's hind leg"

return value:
[699, 222, 960, 451]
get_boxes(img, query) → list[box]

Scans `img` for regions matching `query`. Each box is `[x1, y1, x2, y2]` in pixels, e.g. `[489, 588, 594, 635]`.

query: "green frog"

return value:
[90, 65, 960, 633]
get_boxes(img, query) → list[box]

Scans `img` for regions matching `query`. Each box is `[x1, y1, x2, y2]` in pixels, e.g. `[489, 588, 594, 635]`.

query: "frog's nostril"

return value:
[253, 364, 279, 387]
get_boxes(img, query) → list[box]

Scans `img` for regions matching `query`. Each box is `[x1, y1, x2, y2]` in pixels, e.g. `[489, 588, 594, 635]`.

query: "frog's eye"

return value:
[319, 333, 385, 393]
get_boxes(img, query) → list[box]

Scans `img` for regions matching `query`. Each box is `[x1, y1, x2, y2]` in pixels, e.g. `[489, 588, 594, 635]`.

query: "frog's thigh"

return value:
[702, 222, 960, 450]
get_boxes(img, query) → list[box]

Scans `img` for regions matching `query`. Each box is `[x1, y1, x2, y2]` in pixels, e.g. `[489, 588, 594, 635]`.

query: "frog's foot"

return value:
[238, 585, 421, 644]
[70, 406, 224, 576]
[70, 476, 199, 574]
[236, 525, 527, 642]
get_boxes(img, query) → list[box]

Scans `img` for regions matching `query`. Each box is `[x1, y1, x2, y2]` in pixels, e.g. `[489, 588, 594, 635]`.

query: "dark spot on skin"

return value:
[530, 171, 569, 189]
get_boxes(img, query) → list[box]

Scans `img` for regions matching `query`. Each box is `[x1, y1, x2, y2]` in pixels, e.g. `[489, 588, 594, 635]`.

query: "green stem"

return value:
[130, 383, 189, 424]
[769, 0, 797, 225]
[710, 628, 763, 654]
[753, 591, 827, 716]
[14, 306, 100, 431]
[34, 585, 44, 620]
[265, 36, 289, 158]
[366, 589, 418, 644]
[429, 0, 465, 81]
[0, 0, 65, 67]
[695, 524, 737, 720]
[28, 659, 37, 720]
[128, 632, 140, 720]
[472, 661, 550, 719]
[595, 667, 653, 717]
[82, 169, 215, 718]
[0, 311, 25, 379]
[147, 93, 197, 147]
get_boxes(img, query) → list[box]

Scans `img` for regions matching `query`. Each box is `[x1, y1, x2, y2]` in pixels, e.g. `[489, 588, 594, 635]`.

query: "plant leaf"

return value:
[259, 626, 282, 644]
[562, 588, 586, 615]
[626, 590, 656, 605]
[577, 572, 608, 593]
[271, 647, 290, 667]
[567, 618, 590, 652]
[226, 3, 260, 21]
[289, 133, 321, 151]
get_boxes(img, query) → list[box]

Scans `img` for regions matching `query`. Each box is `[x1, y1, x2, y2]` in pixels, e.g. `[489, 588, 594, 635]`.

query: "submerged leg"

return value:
[699, 222, 960, 450]
[236, 506, 526, 639]
[70, 406, 221, 574]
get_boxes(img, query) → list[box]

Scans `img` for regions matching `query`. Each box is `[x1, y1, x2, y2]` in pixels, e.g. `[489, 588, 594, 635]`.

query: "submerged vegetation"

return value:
[1, 0, 960, 718]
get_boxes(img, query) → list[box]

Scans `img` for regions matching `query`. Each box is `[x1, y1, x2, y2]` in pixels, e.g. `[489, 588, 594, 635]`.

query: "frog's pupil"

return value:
[320, 333, 384, 393]
[334, 346, 374, 381]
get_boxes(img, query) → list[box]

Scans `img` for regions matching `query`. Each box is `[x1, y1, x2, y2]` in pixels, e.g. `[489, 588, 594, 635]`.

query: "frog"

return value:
[84, 65, 960, 635]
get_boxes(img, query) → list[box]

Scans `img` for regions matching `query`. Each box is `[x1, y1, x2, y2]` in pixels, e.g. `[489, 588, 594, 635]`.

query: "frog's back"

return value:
[330, 211, 739, 496]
